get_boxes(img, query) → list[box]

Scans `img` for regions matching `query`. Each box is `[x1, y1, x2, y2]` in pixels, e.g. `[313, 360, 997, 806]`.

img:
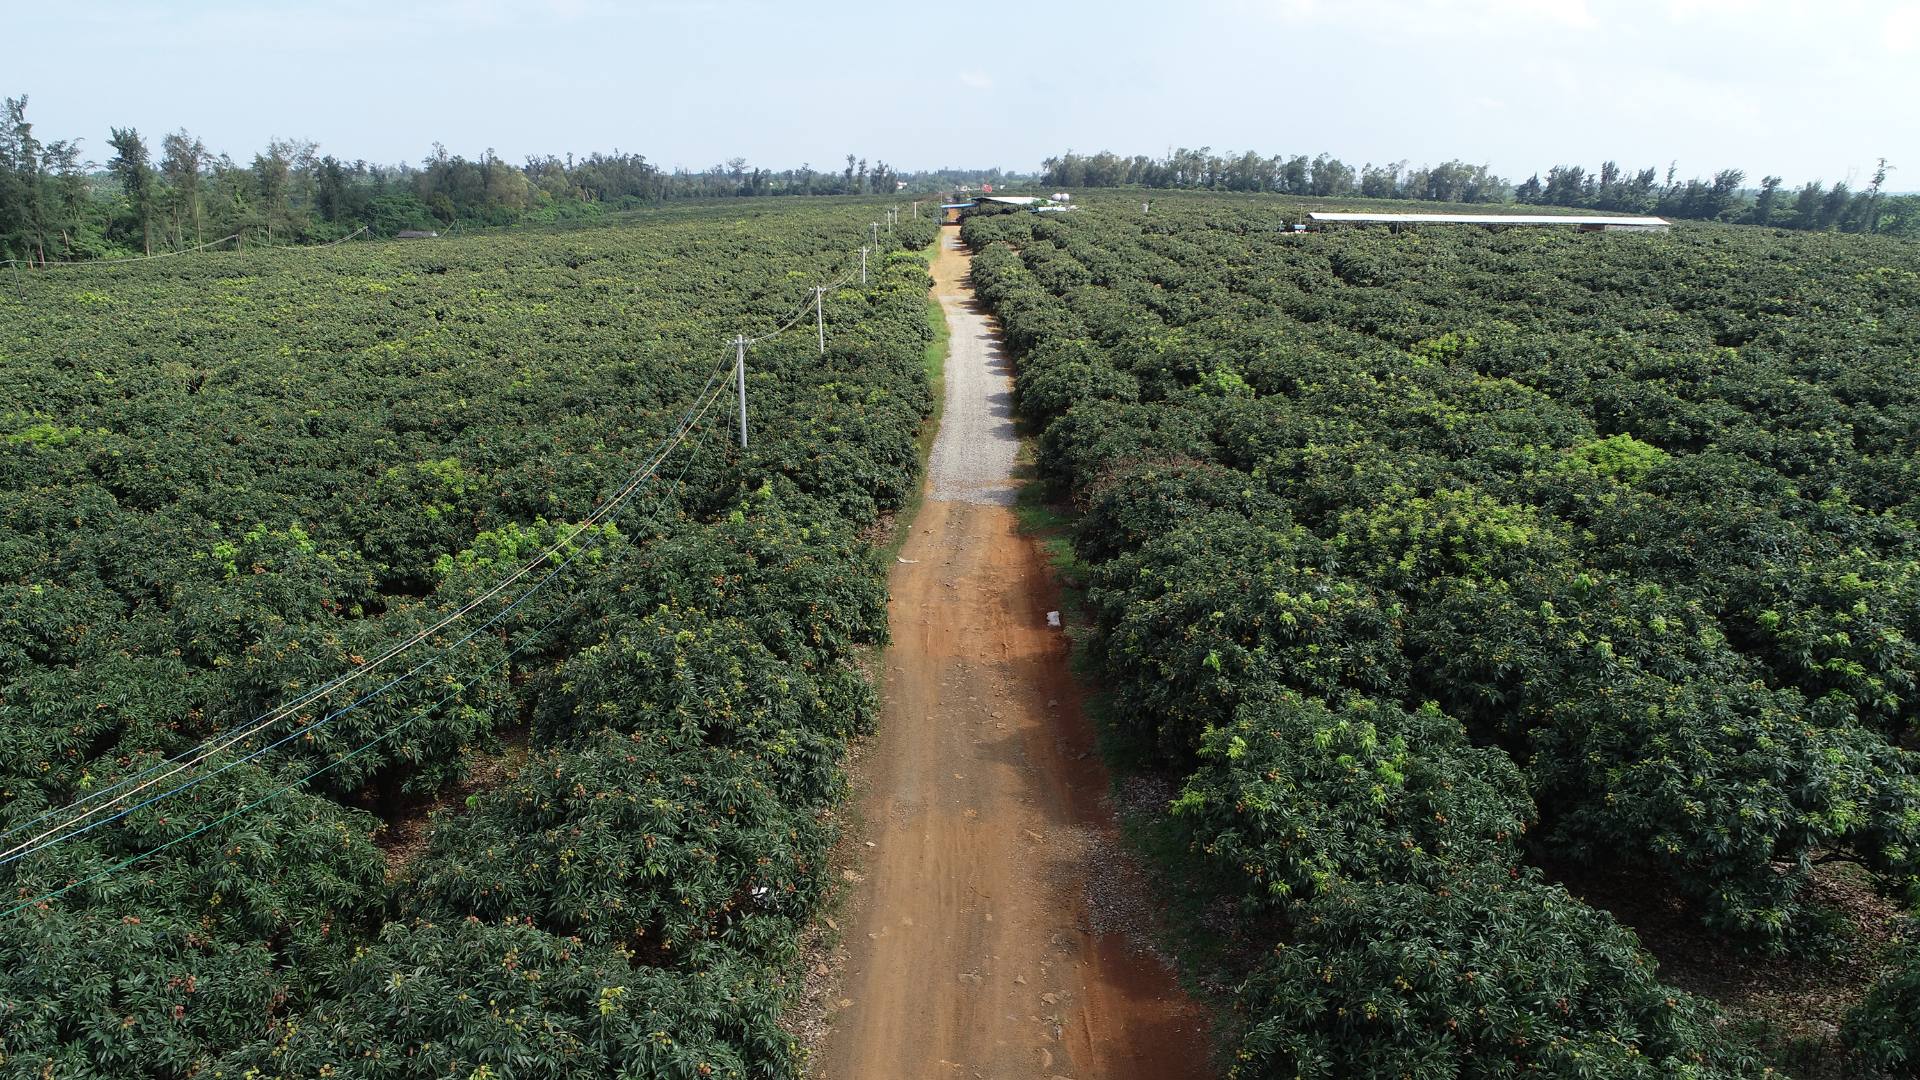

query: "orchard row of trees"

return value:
[0, 94, 998, 264]
[960, 199, 1920, 1075]
[0, 204, 945, 1076]
[1040, 146, 1918, 235]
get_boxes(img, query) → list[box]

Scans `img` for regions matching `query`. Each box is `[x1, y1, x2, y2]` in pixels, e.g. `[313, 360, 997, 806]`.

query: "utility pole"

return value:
[860, 246, 868, 285]
[734, 335, 748, 448]
[871, 221, 879, 246]
[912, 200, 921, 218]
[815, 286, 826, 356]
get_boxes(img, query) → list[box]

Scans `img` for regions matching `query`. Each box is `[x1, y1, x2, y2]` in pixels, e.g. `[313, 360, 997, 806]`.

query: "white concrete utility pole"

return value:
[860, 246, 868, 285]
[815, 285, 827, 356]
[871, 221, 879, 245]
[734, 335, 748, 448]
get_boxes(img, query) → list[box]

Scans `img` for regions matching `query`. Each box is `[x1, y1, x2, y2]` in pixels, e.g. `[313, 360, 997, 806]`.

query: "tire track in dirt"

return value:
[811, 232, 1211, 1079]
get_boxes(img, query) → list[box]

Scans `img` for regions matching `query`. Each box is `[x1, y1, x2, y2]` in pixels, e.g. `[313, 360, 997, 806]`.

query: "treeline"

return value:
[1041, 147, 1919, 235]
[0, 94, 999, 264]
[1043, 148, 1508, 203]
[1516, 160, 1905, 233]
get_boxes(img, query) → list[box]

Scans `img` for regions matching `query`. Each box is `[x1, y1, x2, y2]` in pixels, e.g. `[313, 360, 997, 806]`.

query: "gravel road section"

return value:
[810, 231, 1211, 1080]
[926, 233, 1020, 505]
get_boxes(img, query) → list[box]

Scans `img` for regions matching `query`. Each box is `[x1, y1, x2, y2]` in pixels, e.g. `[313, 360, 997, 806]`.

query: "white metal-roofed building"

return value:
[1307, 212, 1670, 232]
[941, 194, 1061, 223]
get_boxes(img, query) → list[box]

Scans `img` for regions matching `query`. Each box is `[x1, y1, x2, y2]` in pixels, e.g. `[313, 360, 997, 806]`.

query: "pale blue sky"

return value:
[11, 0, 1918, 187]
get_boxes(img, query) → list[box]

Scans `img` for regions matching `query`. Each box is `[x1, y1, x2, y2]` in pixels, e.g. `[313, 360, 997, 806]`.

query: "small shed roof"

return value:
[979, 196, 1042, 206]
[1307, 212, 1669, 227]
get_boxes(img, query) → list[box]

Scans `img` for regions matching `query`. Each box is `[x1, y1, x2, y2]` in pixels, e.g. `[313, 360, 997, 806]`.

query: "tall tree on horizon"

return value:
[1818, 181, 1853, 229]
[314, 154, 350, 223]
[0, 96, 48, 262]
[1790, 180, 1824, 229]
[1863, 157, 1895, 234]
[252, 141, 292, 242]
[41, 136, 89, 258]
[160, 128, 207, 247]
[107, 126, 155, 254]
[1751, 175, 1784, 225]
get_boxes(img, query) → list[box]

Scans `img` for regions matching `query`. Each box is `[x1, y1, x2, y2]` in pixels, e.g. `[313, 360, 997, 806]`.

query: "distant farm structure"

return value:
[942, 194, 1074, 224]
[1306, 212, 1670, 233]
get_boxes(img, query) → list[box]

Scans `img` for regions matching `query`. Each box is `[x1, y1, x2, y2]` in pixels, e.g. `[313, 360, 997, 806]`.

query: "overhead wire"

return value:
[6, 231, 877, 853]
[755, 290, 819, 343]
[1, 370, 735, 921]
[0, 355, 737, 870]
[319, 226, 370, 247]
[1, 234, 240, 270]
[6, 219, 397, 271]
[747, 265, 859, 346]
[3, 220, 883, 889]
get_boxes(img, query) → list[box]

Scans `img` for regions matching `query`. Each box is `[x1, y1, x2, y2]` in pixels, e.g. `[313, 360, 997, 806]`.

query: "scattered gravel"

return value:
[1082, 826, 1165, 952]
[1114, 774, 1177, 821]
[927, 237, 1019, 505]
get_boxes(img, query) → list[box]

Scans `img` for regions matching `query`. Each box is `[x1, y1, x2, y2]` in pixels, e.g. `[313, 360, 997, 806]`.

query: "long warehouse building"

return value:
[1307, 211, 1671, 232]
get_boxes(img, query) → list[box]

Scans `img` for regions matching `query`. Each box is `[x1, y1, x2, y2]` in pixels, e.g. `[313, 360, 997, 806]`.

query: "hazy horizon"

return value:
[13, 0, 1918, 189]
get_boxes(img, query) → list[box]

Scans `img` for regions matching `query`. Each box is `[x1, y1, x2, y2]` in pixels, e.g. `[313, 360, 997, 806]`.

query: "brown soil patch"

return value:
[1553, 857, 1906, 1075]
[374, 727, 529, 880]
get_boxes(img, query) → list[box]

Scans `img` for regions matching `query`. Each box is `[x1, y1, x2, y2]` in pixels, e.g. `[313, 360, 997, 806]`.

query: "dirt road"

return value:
[811, 233, 1211, 1079]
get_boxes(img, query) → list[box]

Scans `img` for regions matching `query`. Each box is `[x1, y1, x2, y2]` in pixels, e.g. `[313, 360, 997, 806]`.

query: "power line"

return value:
[2, 257, 818, 851]
[8, 230, 877, 851]
[2, 224, 883, 876]
[1, 358, 735, 868]
[749, 254, 859, 345]
[0, 383, 715, 920]
[0, 368, 737, 883]
[1, 372, 734, 899]
[2, 234, 239, 270]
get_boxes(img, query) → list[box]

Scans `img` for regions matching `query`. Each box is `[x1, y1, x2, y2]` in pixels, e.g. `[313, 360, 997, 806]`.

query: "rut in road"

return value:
[811, 232, 1211, 1079]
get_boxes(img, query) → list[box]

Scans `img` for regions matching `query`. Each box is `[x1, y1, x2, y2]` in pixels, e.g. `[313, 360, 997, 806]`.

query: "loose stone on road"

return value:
[811, 232, 1211, 1079]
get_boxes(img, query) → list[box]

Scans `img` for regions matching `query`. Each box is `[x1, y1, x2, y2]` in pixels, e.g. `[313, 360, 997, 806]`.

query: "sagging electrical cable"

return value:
[3, 228, 876, 862]
[0, 373, 734, 922]
[0, 358, 735, 869]
[4, 235, 874, 851]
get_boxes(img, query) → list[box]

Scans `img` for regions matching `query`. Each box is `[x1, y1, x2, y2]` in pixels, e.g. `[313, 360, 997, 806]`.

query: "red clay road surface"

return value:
[810, 232, 1212, 1080]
